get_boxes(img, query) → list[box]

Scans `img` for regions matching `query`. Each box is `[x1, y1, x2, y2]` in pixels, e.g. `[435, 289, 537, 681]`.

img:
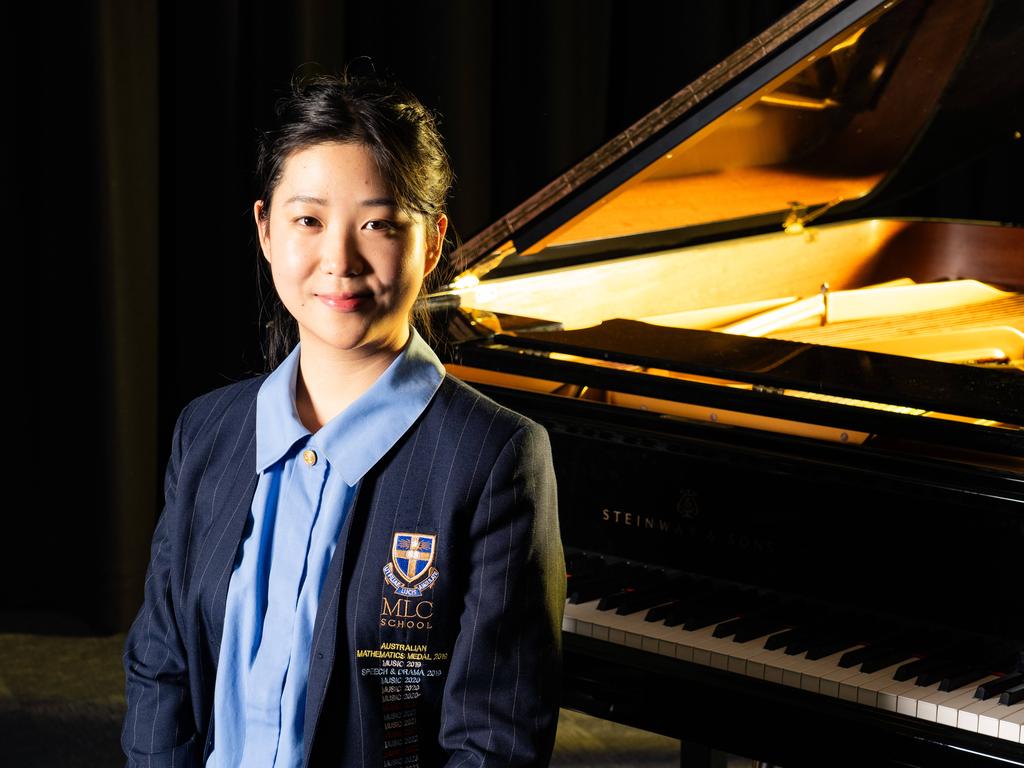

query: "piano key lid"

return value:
[443, 0, 1011, 289]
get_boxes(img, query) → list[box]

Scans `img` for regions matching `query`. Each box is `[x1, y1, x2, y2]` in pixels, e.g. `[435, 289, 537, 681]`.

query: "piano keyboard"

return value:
[562, 554, 1024, 745]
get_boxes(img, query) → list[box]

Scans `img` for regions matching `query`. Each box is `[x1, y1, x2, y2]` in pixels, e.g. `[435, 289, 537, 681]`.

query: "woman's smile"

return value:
[316, 291, 373, 312]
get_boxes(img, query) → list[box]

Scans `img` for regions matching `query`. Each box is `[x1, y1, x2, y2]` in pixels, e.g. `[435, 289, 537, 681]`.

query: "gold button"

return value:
[302, 449, 317, 466]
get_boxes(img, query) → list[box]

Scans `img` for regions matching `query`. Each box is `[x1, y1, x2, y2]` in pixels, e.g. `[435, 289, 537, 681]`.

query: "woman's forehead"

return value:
[277, 142, 391, 199]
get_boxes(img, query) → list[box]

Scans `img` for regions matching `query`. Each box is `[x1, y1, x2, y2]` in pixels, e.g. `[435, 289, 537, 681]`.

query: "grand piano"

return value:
[429, 0, 1023, 764]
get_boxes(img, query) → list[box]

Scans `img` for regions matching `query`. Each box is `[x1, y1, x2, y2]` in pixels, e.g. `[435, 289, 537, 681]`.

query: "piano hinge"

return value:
[783, 198, 844, 234]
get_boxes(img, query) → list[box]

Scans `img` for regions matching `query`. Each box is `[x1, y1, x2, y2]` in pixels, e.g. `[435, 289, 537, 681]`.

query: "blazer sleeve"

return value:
[439, 420, 565, 767]
[122, 404, 202, 767]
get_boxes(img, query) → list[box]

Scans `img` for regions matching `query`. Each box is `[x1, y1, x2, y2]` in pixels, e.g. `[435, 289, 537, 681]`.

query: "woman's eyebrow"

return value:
[284, 194, 328, 206]
[281, 195, 397, 207]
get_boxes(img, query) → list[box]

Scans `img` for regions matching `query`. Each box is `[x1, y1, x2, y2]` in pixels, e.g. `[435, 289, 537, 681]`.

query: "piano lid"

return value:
[448, 0, 1013, 285]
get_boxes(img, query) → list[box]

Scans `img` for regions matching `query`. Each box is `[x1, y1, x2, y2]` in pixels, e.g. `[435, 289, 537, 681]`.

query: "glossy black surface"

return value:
[509, 319, 1024, 423]
[457, 332, 1024, 456]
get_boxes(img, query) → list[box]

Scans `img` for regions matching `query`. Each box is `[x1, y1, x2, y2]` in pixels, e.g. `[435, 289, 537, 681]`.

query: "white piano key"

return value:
[744, 647, 793, 685]
[748, 645, 820, 688]
[935, 678, 998, 727]
[829, 655, 891, 703]
[819, 657, 871, 698]
[916, 683, 986, 724]
[974, 708, 1024, 741]
[955, 695, 1006, 732]
[897, 681, 942, 717]
[564, 595, 1018, 743]
[726, 638, 766, 675]
[834, 662, 905, 707]
[878, 676, 926, 713]
[997, 703, 1024, 742]
[795, 650, 859, 695]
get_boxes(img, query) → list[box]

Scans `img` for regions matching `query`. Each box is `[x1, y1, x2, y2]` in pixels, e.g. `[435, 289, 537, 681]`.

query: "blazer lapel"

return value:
[201, 398, 260, 651]
[301, 470, 376, 765]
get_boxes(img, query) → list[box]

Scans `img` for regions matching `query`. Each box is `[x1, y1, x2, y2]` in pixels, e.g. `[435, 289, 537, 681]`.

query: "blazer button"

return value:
[303, 449, 317, 466]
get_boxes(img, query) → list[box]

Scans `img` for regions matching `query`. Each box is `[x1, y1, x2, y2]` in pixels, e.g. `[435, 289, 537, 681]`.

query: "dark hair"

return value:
[254, 70, 453, 370]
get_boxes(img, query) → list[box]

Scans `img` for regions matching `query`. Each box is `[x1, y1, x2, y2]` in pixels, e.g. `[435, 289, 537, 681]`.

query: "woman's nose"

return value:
[320, 230, 364, 277]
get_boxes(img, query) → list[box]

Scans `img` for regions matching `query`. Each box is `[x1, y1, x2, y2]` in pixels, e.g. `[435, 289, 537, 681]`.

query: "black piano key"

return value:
[615, 578, 690, 615]
[568, 562, 635, 604]
[805, 636, 861, 661]
[647, 587, 712, 626]
[596, 587, 635, 612]
[838, 629, 917, 670]
[976, 672, 1024, 700]
[766, 627, 809, 651]
[645, 602, 676, 624]
[839, 645, 874, 669]
[680, 588, 758, 631]
[909, 642, 981, 686]
[734, 618, 790, 644]
[999, 683, 1024, 706]
[713, 616, 745, 639]
[596, 569, 665, 611]
[784, 635, 815, 656]
[860, 648, 917, 674]
[918, 659, 972, 687]
[939, 667, 990, 693]
[683, 605, 744, 631]
[656, 581, 725, 627]
[894, 657, 930, 682]
[784, 620, 843, 656]
[897, 649, 964, 685]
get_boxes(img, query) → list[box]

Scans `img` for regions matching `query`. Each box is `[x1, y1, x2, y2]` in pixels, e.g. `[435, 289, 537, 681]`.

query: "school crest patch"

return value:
[383, 532, 440, 597]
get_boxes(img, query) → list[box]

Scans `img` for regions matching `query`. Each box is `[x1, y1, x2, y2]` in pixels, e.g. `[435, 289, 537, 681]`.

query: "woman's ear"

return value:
[424, 214, 448, 277]
[254, 201, 271, 261]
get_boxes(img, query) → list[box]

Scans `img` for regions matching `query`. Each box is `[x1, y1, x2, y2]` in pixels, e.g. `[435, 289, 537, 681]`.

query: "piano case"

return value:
[430, 0, 1024, 764]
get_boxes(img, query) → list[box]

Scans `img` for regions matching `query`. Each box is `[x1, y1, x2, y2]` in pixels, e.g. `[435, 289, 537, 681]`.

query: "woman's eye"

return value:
[364, 219, 396, 232]
[296, 216, 321, 228]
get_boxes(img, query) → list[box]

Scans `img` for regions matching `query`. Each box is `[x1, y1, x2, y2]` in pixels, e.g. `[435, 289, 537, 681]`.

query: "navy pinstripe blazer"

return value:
[122, 371, 564, 768]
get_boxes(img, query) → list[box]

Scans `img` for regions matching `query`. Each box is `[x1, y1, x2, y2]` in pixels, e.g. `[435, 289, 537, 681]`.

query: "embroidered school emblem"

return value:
[383, 532, 440, 597]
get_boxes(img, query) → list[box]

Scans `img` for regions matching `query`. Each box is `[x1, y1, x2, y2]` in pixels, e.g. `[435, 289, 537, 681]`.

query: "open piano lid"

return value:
[440, 0, 1023, 459]
[448, 0, 1019, 281]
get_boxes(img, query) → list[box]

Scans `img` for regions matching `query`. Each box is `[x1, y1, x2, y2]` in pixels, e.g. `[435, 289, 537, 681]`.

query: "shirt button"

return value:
[303, 449, 318, 466]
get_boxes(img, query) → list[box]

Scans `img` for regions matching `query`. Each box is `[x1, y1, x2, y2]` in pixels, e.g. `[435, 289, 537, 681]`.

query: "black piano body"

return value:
[429, 0, 1024, 764]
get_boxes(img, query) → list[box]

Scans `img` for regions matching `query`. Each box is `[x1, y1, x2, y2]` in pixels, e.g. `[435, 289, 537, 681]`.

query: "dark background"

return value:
[7, 0, 1020, 635]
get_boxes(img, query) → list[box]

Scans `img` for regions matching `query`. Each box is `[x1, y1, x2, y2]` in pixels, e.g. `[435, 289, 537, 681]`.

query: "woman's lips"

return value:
[317, 292, 371, 312]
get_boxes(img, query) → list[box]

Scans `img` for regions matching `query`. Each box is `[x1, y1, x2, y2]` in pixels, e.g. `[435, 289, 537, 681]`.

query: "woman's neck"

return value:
[293, 332, 408, 433]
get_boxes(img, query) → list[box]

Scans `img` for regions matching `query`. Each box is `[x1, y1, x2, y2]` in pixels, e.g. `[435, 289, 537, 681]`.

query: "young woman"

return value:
[122, 73, 565, 768]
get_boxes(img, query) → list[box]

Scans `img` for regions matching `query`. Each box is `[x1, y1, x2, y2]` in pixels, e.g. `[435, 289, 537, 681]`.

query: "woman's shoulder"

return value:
[175, 373, 269, 438]
[426, 372, 548, 450]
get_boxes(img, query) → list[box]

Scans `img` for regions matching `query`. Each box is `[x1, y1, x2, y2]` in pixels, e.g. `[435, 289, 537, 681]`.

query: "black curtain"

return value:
[8, 0, 1017, 634]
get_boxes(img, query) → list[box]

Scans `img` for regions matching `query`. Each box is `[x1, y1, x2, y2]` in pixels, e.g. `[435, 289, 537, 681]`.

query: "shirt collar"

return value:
[255, 326, 445, 484]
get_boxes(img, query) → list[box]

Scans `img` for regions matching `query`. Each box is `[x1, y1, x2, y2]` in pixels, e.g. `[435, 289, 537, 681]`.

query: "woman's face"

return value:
[255, 141, 446, 361]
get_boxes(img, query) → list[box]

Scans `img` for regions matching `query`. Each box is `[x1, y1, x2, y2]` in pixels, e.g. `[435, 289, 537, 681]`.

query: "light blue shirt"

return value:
[207, 328, 445, 767]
